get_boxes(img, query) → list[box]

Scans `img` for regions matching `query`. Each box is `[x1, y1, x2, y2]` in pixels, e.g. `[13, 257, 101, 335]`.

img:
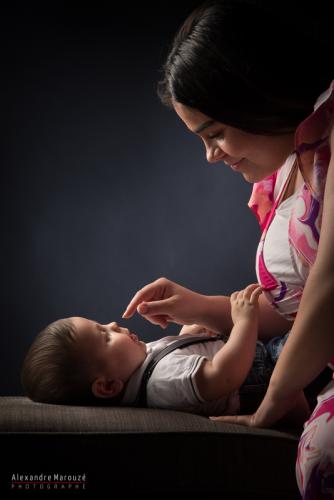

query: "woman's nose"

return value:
[206, 145, 225, 163]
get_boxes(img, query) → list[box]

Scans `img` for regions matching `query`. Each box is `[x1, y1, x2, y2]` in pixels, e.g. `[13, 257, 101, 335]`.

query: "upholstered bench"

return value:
[0, 396, 300, 499]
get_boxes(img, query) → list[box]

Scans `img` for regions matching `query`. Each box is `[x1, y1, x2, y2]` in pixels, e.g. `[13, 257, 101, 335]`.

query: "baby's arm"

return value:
[195, 284, 262, 401]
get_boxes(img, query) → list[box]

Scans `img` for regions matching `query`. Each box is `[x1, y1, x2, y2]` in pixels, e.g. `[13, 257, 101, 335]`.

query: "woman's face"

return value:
[173, 102, 295, 183]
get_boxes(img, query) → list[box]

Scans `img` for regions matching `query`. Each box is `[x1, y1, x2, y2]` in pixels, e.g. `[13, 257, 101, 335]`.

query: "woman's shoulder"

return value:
[294, 81, 334, 195]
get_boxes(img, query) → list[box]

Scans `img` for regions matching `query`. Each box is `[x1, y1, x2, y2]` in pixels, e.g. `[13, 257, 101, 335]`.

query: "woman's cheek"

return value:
[218, 139, 240, 157]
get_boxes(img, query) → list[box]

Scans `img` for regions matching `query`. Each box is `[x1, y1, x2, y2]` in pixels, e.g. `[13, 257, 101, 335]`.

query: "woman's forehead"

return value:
[173, 101, 217, 132]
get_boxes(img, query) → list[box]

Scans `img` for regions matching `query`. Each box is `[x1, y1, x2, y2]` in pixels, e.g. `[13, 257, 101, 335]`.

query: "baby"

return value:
[21, 284, 290, 416]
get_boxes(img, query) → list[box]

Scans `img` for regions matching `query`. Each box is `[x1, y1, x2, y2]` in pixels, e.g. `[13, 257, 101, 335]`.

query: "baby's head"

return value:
[21, 317, 147, 405]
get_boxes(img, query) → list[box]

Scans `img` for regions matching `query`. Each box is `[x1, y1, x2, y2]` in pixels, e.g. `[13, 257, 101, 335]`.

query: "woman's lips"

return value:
[226, 158, 244, 171]
[229, 158, 244, 171]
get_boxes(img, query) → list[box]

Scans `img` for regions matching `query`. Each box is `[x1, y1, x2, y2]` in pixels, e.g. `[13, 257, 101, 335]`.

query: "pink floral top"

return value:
[249, 81, 334, 323]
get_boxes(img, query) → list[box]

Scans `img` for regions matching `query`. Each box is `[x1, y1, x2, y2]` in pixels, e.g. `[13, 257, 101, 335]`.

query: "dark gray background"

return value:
[1, 3, 260, 395]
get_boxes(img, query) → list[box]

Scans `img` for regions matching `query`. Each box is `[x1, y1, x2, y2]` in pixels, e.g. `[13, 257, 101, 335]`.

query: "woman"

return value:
[122, 1, 333, 497]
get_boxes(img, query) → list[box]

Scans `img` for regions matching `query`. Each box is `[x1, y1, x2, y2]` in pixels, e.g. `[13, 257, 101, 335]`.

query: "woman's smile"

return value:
[228, 158, 245, 171]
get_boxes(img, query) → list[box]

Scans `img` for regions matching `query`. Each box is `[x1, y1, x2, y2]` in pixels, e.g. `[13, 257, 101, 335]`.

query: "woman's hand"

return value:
[179, 323, 218, 337]
[122, 277, 207, 329]
[210, 414, 258, 427]
[210, 390, 310, 429]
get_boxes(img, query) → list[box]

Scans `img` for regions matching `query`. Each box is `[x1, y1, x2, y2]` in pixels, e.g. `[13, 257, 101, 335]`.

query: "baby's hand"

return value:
[230, 284, 262, 325]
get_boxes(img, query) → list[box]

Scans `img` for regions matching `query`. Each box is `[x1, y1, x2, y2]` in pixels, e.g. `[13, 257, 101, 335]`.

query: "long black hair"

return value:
[158, 0, 332, 134]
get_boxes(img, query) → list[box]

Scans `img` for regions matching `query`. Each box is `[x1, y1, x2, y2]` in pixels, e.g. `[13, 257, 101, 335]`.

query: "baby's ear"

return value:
[91, 377, 124, 399]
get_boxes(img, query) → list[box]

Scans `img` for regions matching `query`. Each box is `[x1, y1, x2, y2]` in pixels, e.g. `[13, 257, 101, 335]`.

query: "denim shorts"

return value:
[238, 332, 290, 413]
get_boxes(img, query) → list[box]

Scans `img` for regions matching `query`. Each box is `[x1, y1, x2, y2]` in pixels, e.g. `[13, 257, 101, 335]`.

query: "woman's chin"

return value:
[242, 169, 273, 184]
[241, 171, 258, 183]
[238, 160, 278, 183]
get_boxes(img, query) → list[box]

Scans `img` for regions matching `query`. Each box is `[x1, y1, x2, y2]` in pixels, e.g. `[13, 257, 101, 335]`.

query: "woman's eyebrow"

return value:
[193, 119, 216, 134]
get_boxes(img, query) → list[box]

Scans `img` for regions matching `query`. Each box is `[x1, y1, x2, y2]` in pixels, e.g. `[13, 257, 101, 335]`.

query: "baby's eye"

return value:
[101, 330, 111, 342]
[98, 326, 111, 342]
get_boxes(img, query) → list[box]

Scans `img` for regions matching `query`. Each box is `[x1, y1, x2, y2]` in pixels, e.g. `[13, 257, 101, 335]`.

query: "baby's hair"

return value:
[21, 318, 105, 405]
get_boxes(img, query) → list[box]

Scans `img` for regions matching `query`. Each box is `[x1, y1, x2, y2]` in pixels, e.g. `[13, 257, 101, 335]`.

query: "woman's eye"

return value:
[208, 131, 223, 140]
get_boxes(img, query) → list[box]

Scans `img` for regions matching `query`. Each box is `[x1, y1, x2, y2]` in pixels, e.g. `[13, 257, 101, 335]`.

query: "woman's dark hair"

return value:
[158, 0, 332, 134]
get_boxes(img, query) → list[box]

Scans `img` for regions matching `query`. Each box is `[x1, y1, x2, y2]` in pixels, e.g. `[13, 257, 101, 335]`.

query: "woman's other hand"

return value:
[210, 414, 258, 427]
[210, 390, 310, 429]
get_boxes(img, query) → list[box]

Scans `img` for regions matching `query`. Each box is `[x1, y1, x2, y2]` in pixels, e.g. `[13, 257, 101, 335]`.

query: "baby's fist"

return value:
[230, 284, 262, 325]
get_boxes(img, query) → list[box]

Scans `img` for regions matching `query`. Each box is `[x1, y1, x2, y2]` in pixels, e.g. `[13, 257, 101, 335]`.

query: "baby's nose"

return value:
[103, 321, 119, 330]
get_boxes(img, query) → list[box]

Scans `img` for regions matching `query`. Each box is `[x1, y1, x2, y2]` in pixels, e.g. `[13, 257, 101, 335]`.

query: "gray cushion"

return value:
[0, 397, 300, 498]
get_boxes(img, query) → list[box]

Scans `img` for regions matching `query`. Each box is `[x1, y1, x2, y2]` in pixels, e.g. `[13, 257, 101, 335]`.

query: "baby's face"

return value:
[71, 317, 147, 383]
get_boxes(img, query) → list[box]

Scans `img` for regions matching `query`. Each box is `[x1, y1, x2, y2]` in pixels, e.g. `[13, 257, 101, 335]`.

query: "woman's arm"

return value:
[123, 277, 291, 338]
[215, 126, 334, 428]
[258, 294, 292, 340]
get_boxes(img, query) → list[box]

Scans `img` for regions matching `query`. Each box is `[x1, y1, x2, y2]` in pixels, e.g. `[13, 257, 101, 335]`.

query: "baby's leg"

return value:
[265, 330, 290, 364]
[238, 341, 273, 414]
